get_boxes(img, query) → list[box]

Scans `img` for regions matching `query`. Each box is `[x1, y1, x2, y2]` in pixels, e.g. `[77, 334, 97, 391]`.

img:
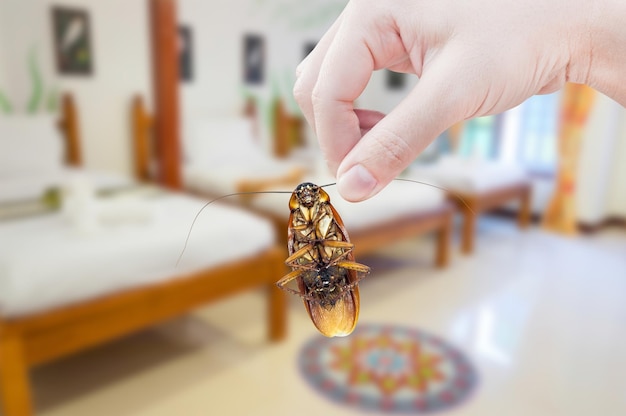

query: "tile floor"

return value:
[25, 218, 626, 416]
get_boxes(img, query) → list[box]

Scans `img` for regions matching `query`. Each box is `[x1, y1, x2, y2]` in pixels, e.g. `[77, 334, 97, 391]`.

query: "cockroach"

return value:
[177, 179, 473, 338]
[276, 182, 370, 337]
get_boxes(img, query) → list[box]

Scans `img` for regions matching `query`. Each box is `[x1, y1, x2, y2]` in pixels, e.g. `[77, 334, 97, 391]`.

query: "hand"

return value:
[294, 0, 626, 201]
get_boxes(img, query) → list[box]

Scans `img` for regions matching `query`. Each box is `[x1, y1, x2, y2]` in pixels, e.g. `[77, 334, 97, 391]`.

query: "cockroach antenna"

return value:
[176, 189, 293, 267]
[392, 178, 476, 215]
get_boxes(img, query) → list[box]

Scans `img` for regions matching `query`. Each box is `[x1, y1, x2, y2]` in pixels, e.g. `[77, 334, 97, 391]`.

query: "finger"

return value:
[293, 13, 345, 133]
[336, 46, 470, 201]
[312, 22, 376, 175]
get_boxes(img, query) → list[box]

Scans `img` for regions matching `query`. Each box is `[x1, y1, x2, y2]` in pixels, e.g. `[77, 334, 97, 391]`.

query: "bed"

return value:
[0, 94, 286, 416]
[409, 155, 532, 254]
[132, 95, 309, 198]
[132, 96, 455, 269]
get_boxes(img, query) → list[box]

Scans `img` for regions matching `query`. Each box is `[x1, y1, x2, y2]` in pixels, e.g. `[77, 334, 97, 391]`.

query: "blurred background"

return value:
[0, 0, 625, 415]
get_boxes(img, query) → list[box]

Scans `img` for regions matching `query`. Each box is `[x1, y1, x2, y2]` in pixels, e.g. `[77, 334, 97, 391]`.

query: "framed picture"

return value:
[386, 70, 406, 90]
[243, 34, 265, 85]
[178, 26, 193, 82]
[51, 6, 94, 75]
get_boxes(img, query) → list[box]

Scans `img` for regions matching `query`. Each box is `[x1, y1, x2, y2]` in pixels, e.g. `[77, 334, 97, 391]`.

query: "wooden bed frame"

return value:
[452, 182, 532, 254]
[0, 93, 287, 416]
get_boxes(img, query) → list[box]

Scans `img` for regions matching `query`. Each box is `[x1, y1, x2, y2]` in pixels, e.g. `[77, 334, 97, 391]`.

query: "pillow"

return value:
[184, 118, 259, 167]
[0, 115, 65, 178]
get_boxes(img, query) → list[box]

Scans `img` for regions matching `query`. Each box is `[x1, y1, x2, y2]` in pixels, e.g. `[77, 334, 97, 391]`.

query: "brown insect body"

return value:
[276, 182, 370, 337]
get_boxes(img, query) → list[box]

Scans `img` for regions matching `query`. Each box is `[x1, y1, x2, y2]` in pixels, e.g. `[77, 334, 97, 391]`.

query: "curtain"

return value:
[541, 83, 596, 234]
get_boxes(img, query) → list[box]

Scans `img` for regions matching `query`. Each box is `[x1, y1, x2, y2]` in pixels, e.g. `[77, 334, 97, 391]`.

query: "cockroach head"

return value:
[294, 182, 320, 208]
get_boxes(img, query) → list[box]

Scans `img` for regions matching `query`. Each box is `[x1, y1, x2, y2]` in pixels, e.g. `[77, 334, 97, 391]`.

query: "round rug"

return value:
[299, 323, 478, 413]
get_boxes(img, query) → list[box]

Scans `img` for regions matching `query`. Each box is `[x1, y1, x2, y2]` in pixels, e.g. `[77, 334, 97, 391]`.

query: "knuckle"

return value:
[370, 127, 413, 171]
[310, 83, 329, 114]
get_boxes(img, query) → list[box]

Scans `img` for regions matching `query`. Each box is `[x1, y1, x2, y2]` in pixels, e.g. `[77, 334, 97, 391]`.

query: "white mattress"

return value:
[408, 156, 528, 193]
[0, 191, 275, 317]
[248, 174, 446, 232]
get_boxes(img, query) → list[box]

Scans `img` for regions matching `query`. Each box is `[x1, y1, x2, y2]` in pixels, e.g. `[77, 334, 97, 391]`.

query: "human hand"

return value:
[294, 0, 625, 201]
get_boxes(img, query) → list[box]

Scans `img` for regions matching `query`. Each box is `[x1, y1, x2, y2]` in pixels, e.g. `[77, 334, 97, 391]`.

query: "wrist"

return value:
[570, 0, 626, 105]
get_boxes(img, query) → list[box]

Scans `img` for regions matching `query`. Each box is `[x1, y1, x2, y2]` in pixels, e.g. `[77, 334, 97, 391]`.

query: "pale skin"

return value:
[294, 0, 626, 202]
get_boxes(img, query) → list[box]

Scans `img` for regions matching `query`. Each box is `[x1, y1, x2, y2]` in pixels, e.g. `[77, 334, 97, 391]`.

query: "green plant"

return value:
[0, 88, 12, 114]
[26, 46, 44, 114]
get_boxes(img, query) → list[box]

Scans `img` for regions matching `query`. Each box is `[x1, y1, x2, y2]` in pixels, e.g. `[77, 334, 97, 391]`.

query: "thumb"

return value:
[336, 48, 469, 201]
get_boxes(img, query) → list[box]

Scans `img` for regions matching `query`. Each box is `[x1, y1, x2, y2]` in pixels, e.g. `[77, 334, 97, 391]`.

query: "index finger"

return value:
[312, 23, 375, 174]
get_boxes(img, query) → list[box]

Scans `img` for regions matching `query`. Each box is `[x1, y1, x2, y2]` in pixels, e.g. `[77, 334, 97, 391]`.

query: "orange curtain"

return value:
[542, 83, 596, 235]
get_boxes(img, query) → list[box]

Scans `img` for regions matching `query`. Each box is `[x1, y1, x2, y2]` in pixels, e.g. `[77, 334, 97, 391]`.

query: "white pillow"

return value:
[0, 115, 65, 178]
[185, 118, 259, 167]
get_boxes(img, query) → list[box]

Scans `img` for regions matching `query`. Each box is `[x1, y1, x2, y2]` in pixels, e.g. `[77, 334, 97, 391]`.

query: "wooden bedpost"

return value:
[58, 93, 82, 167]
[131, 95, 154, 182]
[150, 0, 182, 190]
[0, 326, 33, 416]
[272, 100, 303, 158]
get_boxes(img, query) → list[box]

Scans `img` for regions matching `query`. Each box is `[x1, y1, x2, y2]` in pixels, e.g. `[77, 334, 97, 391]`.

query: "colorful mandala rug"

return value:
[299, 323, 478, 413]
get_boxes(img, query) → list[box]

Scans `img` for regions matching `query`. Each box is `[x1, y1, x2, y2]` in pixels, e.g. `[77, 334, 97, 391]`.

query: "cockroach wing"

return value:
[304, 284, 360, 337]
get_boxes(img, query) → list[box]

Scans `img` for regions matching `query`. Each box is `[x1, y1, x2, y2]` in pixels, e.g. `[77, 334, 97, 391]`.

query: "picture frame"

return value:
[243, 34, 265, 85]
[51, 6, 94, 75]
[178, 26, 193, 82]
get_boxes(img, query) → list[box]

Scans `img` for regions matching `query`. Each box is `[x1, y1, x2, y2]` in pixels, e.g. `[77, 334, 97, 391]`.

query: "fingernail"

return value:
[337, 164, 377, 201]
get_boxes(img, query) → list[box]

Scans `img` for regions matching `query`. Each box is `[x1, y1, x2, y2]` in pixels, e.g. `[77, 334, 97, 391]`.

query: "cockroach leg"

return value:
[333, 260, 371, 274]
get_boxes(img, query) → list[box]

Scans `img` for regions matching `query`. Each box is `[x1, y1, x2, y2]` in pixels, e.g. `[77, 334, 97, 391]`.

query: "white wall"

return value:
[0, 0, 152, 176]
[0, 0, 56, 113]
[178, 0, 343, 150]
[606, 113, 626, 218]
[0, 4, 7, 100]
[178, 0, 249, 120]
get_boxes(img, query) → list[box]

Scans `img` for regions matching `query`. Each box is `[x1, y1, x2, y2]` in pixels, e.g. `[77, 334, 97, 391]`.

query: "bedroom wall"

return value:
[606, 113, 626, 218]
[178, 0, 346, 150]
[0, 0, 57, 113]
[0, 0, 152, 176]
[0, 5, 6, 99]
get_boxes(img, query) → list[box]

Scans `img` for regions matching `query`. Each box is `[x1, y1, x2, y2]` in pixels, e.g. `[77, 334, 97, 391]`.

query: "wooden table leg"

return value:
[435, 211, 452, 268]
[461, 211, 477, 255]
[267, 282, 287, 342]
[0, 332, 33, 416]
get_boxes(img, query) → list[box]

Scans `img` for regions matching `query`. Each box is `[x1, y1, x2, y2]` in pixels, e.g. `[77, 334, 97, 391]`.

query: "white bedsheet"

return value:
[249, 174, 446, 232]
[408, 156, 528, 193]
[0, 192, 275, 317]
[0, 167, 133, 204]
